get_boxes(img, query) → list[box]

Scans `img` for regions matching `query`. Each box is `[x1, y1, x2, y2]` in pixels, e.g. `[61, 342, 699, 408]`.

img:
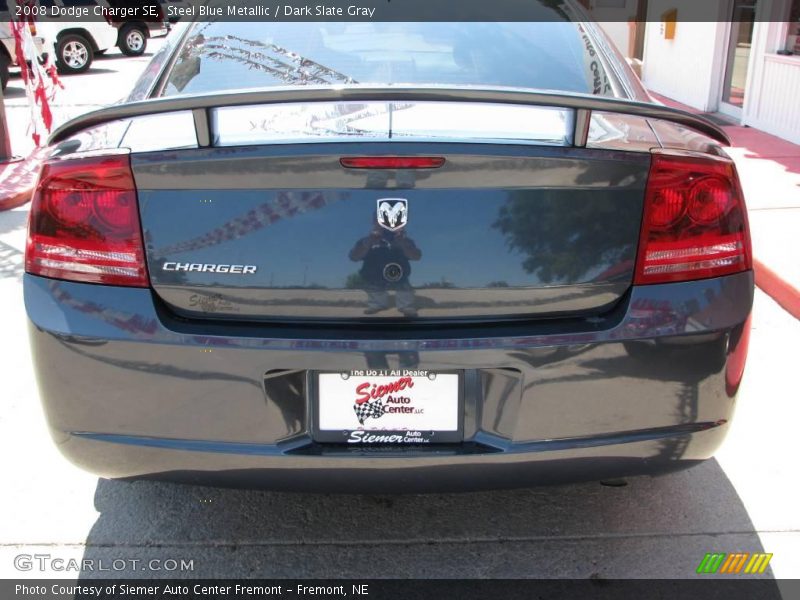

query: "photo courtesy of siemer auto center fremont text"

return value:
[0, 0, 799, 598]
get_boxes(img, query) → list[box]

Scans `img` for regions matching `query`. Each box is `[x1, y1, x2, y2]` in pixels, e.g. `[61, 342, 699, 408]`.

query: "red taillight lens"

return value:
[340, 156, 445, 169]
[634, 151, 751, 285]
[649, 187, 685, 229]
[687, 176, 733, 225]
[25, 154, 149, 287]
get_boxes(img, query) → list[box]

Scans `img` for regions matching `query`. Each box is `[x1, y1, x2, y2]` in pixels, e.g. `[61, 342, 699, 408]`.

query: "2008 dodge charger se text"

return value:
[24, 5, 753, 491]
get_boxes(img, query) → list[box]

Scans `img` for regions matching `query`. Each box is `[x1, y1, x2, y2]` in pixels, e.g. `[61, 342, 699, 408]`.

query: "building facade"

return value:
[639, 0, 800, 144]
[589, 0, 800, 144]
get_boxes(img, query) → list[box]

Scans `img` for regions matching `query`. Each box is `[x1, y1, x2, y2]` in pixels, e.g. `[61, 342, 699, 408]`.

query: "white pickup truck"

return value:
[0, 1, 118, 78]
[0, 14, 46, 89]
[36, 0, 120, 74]
[2, 0, 167, 81]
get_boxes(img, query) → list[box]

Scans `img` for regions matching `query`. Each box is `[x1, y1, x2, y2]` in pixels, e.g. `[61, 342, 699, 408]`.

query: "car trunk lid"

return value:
[133, 138, 649, 322]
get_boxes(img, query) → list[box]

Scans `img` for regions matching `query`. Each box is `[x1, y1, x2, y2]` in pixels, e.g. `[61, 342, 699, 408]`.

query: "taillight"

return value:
[25, 154, 149, 287]
[340, 156, 445, 169]
[634, 150, 751, 285]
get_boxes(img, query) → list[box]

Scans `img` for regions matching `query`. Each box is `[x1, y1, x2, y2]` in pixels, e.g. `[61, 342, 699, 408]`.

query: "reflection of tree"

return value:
[418, 279, 455, 289]
[345, 272, 366, 289]
[153, 191, 333, 258]
[493, 191, 638, 283]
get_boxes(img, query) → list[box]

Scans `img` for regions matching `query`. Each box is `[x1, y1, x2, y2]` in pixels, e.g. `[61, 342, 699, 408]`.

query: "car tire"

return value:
[0, 52, 10, 91]
[119, 25, 147, 57]
[56, 34, 93, 75]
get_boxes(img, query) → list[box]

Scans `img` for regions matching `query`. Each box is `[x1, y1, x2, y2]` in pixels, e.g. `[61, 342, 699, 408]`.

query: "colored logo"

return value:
[352, 376, 416, 425]
[696, 552, 772, 575]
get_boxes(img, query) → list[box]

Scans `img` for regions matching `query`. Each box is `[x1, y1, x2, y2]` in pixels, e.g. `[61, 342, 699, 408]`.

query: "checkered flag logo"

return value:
[353, 399, 386, 425]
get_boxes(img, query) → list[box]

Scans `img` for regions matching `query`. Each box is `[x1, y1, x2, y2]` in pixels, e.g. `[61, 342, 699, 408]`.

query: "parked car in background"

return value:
[0, 3, 47, 89]
[25, 13, 754, 492]
[106, 0, 169, 57]
[34, 0, 119, 74]
[3, 0, 168, 84]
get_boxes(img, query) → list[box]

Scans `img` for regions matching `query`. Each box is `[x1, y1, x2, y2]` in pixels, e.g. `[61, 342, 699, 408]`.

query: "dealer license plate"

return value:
[313, 370, 462, 444]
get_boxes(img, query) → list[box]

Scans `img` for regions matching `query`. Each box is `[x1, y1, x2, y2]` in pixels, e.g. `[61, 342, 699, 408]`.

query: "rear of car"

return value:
[24, 16, 753, 491]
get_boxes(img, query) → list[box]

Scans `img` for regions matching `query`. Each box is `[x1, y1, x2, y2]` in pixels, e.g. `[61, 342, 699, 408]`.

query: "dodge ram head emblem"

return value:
[377, 199, 408, 231]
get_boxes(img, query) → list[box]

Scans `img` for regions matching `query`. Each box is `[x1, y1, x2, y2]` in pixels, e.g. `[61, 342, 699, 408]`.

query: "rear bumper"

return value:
[24, 272, 753, 491]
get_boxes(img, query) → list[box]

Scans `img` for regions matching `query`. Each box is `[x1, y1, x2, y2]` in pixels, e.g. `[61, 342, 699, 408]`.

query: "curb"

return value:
[0, 152, 44, 212]
[754, 258, 800, 320]
[0, 187, 32, 211]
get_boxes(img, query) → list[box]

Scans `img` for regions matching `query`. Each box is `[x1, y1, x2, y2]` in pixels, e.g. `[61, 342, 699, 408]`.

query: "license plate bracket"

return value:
[311, 370, 463, 444]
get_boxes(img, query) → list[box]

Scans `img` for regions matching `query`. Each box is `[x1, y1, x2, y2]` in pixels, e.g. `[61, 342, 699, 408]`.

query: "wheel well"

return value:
[56, 29, 99, 52]
[121, 22, 149, 37]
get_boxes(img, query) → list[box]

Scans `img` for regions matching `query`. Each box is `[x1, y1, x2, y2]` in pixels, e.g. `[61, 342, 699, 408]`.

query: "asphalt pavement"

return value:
[0, 38, 798, 583]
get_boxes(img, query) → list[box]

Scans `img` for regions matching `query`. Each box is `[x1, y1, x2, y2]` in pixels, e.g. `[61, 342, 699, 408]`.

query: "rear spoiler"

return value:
[48, 85, 730, 147]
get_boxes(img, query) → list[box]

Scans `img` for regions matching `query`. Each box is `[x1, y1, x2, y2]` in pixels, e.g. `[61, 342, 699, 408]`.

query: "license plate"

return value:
[313, 370, 462, 444]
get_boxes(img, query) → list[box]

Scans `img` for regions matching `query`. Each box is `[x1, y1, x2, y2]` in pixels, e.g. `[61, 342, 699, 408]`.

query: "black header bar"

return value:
[5, 0, 782, 23]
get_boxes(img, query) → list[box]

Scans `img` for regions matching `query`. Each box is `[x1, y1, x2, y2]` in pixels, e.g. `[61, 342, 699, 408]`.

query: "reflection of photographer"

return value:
[349, 225, 422, 316]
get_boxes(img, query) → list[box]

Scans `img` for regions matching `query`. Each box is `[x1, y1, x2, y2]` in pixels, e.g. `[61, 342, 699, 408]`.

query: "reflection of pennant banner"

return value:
[154, 191, 332, 258]
[48, 282, 158, 338]
[205, 35, 356, 86]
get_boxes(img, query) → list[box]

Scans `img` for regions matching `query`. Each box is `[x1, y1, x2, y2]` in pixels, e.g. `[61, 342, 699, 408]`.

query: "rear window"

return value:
[162, 21, 617, 97]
